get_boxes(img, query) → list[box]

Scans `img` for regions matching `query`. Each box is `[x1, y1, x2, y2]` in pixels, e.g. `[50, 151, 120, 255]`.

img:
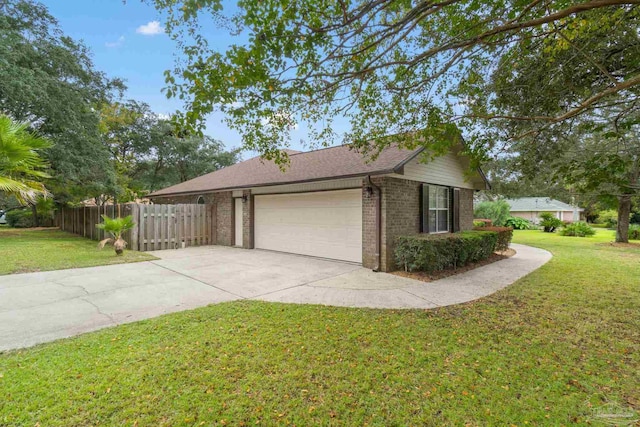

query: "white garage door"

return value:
[254, 189, 363, 263]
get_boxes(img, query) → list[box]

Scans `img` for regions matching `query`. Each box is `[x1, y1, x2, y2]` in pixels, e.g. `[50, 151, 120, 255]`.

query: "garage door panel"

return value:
[254, 189, 362, 263]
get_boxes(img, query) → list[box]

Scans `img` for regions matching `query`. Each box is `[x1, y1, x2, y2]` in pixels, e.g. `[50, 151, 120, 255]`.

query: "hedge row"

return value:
[472, 226, 513, 251]
[395, 231, 500, 273]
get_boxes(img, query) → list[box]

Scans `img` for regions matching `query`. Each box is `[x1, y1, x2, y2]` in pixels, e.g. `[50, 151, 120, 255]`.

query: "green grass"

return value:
[0, 227, 156, 275]
[1, 230, 639, 426]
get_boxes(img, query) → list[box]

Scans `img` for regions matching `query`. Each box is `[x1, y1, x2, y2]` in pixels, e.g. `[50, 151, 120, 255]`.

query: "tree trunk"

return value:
[616, 195, 631, 243]
[31, 203, 40, 227]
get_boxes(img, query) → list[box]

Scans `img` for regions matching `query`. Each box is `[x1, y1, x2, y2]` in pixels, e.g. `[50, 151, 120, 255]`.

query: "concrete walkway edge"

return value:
[0, 243, 551, 351]
[254, 243, 553, 309]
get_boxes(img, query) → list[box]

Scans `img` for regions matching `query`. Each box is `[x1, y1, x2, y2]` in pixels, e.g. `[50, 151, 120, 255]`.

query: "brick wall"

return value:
[151, 194, 211, 204]
[362, 177, 421, 272]
[362, 178, 380, 270]
[215, 191, 233, 246]
[363, 178, 475, 272]
[381, 177, 422, 271]
[459, 188, 474, 230]
[242, 190, 254, 248]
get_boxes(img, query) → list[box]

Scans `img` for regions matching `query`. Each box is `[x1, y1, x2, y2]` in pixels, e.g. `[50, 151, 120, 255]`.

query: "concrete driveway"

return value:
[0, 244, 551, 351]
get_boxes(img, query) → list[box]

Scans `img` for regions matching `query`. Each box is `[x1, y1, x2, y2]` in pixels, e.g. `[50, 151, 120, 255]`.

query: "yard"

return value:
[0, 227, 156, 275]
[0, 229, 638, 425]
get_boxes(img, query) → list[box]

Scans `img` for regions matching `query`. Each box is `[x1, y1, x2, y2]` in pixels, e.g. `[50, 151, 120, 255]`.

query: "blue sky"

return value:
[39, 0, 316, 157]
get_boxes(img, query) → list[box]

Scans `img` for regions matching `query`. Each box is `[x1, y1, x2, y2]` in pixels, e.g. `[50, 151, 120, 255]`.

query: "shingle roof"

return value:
[149, 144, 423, 196]
[505, 197, 584, 212]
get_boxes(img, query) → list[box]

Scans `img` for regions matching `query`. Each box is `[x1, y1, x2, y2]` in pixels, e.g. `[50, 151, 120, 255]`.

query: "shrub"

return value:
[473, 219, 492, 227]
[539, 212, 563, 233]
[473, 200, 510, 226]
[596, 209, 617, 228]
[629, 224, 640, 240]
[504, 216, 531, 230]
[559, 221, 596, 237]
[473, 226, 513, 251]
[5, 209, 34, 228]
[395, 231, 498, 273]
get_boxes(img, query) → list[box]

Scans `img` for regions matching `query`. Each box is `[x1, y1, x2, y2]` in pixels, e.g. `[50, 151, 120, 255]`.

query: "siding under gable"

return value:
[386, 152, 478, 189]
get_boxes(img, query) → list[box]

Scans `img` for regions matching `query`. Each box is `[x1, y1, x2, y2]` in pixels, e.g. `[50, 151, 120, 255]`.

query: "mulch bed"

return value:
[392, 248, 516, 283]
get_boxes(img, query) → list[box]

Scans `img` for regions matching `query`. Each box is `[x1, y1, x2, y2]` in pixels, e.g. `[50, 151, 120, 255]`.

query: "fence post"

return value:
[131, 204, 139, 251]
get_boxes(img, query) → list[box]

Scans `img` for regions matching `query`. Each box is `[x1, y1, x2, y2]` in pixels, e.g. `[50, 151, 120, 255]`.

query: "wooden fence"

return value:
[55, 203, 215, 252]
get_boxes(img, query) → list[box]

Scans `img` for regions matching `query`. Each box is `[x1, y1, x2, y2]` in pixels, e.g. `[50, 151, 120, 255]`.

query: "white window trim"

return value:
[428, 185, 451, 234]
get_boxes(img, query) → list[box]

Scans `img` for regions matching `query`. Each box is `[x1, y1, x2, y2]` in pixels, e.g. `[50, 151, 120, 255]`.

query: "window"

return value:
[428, 185, 450, 233]
[196, 196, 205, 204]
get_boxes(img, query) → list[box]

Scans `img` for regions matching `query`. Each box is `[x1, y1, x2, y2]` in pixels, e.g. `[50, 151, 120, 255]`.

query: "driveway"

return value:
[0, 244, 551, 351]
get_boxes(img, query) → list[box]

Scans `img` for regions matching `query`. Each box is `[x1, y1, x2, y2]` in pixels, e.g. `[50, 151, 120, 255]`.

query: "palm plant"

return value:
[96, 215, 135, 255]
[0, 115, 52, 204]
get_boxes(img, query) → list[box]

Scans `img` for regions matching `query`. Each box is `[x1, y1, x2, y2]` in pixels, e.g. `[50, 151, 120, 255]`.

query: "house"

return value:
[148, 143, 489, 272]
[505, 197, 584, 224]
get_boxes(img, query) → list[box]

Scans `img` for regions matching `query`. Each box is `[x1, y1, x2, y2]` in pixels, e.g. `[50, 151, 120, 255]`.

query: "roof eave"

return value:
[148, 170, 397, 198]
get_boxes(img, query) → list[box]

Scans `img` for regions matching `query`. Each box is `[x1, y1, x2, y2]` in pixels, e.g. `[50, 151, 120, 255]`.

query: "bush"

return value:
[539, 212, 563, 233]
[473, 200, 510, 226]
[504, 216, 531, 230]
[473, 226, 513, 251]
[596, 209, 617, 228]
[473, 219, 492, 227]
[395, 231, 498, 273]
[629, 224, 640, 240]
[5, 209, 34, 228]
[559, 221, 596, 237]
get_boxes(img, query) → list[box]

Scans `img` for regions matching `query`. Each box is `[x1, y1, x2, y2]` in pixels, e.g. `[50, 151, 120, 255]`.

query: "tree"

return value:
[152, 0, 640, 165]
[98, 100, 158, 201]
[0, 114, 51, 205]
[133, 120, 241, 192]
[97, 102, 241, 197]
[476, 5, 640, 242]
[0, 0, 124, 204]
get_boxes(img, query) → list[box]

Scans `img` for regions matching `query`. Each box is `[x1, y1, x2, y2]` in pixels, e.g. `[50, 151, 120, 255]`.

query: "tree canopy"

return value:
[152, 0, 640, 240]
[0, 0, 124, 202]
[0, 0, 239, 206]
[152, 0, 640, 163]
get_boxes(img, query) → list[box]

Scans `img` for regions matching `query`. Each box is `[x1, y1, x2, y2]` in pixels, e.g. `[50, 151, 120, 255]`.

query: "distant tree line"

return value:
[0, 0, 239, 220]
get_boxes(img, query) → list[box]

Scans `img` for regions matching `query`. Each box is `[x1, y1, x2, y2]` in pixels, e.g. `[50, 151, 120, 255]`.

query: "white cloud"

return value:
[105, 35, 125, 48]
[136, 21, 164, 36]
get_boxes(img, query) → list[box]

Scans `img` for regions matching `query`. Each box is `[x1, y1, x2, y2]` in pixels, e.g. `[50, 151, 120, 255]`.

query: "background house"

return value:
[149, 143, 489, 272]
[505, 197, 584, 224]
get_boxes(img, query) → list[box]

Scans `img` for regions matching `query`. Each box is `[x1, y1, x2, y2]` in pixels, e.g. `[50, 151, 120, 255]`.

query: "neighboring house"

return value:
[505, 197, 584, 224]
[149, 143, 489, 272]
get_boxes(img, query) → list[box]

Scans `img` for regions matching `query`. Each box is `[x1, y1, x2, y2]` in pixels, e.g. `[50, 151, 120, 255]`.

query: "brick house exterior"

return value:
[150, 144, 488, 272]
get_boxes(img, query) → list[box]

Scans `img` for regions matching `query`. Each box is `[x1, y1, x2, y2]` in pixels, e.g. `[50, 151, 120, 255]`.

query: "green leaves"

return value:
[0, 114, 52, 204]
[96, 215, 135, 240]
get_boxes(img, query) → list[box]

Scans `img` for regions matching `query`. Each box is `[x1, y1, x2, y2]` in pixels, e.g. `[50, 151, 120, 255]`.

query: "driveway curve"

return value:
[0, 243, 550, 351]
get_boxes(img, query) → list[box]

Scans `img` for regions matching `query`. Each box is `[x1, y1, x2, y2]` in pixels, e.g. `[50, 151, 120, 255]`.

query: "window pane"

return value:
[429, 187, 436, 209]
[437, 210, 448, 232]
[437, 187, 448, 209]
[429, 210, 436, 232]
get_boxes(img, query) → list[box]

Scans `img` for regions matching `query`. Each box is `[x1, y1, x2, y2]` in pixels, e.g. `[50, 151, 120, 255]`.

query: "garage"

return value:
[254, 189, 363, 263]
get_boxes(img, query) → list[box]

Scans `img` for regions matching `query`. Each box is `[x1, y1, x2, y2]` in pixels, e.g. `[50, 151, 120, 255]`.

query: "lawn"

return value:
[0, 227, 156, 275]
[0, 230, 638, 425]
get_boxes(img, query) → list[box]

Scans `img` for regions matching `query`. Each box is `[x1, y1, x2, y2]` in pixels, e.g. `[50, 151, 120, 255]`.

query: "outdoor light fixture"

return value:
[364, 186, 374, 198]
[242, 194, 249, 203]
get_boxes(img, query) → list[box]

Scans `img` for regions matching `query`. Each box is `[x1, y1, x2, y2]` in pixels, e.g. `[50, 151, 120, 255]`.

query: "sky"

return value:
[39, 0, 314, 157]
